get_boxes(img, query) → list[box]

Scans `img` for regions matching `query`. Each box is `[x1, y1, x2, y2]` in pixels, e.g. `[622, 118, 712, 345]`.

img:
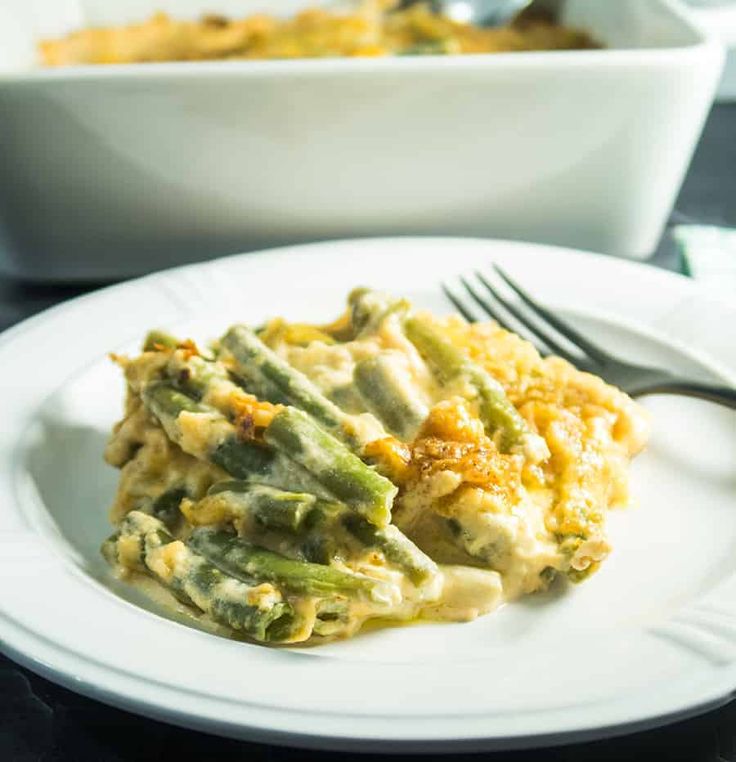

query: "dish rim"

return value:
[0, 0, 719, 84]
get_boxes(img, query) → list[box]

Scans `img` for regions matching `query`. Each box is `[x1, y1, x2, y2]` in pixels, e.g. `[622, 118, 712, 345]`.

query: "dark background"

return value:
[1, 104, 734, 762]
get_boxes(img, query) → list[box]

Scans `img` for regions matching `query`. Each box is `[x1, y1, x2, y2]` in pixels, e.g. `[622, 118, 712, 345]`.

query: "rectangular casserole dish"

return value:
[0, 0, 724, 280]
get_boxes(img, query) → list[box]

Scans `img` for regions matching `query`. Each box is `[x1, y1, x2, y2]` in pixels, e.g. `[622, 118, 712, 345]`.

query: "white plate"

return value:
[1, 237, 735, 752]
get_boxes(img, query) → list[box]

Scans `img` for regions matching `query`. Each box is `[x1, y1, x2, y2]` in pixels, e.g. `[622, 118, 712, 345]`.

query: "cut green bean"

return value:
[353, 354, 428, 440]
[348, 288, 409, 335]
[221, 325, 370, 451]
[142, 330, 180, 352]
[114, 511, 301, 643]
[197, 483, 343, 564]
[205, 481, 319, 533]
[312, 599, 351, 637]
[141, 382, 275, 477]
[404, 315, 533, 454]
[143, 381, 334, 498]
[197, 482, 437, 586]
[151, 486, 188, 531]
[340, 512, 438, 587]
[264, 406, 396, 527]
[143, 381, 203, 419]
[189, 527, 395, 602]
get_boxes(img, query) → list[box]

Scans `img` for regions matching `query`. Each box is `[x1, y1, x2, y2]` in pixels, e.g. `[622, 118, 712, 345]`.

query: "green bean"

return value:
[112, 511, 301, 643]
[404, 315, 534, 454]
[189, 528, 395, 603]
[142, 382, 332, 498]
[197, 483, 437, 586]
[340, 513, 438, 587]
[353, 354, 428, 440]
[264, 406, 396, 527]
[151, 486, 188, 531]
[348, 288, 409, 335]
[205, 481, 318, 533]
[141, 382, 275, 478]
[222, 325, 368, 451]
[142, 330, 180, 351]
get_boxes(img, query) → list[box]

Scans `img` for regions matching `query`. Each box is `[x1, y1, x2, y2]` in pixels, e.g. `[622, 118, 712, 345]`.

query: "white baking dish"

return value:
[0, 0, 724, 280]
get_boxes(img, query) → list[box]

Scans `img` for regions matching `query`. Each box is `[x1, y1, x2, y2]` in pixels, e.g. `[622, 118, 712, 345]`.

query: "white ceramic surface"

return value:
[689, 1, 736, 101]
[0, 237, 735, 751]
[0, 0, 724, 280]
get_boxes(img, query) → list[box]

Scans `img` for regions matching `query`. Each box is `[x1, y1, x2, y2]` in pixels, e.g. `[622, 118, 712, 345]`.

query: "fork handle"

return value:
[633, 382, 736, 410]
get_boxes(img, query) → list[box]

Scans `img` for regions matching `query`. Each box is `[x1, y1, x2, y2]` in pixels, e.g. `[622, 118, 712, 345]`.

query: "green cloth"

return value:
[673, 225, 736, 303]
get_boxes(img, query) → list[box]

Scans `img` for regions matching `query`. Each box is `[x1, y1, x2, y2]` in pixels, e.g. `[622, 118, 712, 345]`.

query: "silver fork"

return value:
[443, 265, 736, 409]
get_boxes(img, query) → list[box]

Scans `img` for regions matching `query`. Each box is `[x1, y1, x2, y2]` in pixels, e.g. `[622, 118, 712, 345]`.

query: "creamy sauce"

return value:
[268, 310, 648, 598]
[104, 292, 648, 644]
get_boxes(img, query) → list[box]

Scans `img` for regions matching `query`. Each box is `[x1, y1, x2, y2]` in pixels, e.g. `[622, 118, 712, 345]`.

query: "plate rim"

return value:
[1, 632, 734, 753]
[1, 236, 735, 751]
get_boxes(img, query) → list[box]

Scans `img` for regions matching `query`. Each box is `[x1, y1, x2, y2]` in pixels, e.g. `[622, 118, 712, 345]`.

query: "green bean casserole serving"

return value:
[103, 288, 650, 645]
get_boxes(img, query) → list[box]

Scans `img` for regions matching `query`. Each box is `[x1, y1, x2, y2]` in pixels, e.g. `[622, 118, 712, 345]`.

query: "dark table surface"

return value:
[1, 104, 735, 762]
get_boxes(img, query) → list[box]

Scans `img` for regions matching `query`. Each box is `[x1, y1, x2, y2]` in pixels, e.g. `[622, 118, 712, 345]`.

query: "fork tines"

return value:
[443, 265, 611, 369]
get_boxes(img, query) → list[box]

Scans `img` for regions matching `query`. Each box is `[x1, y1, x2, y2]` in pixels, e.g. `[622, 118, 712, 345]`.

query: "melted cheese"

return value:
[103, 292, 648, 644]
[40, 3, 598, 66]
